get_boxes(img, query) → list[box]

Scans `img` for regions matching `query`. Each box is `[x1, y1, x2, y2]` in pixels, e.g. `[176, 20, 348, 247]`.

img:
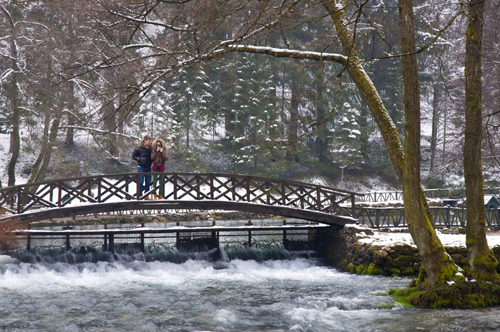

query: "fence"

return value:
[357, 207, 500, 228]
[357, 188, 500, 203]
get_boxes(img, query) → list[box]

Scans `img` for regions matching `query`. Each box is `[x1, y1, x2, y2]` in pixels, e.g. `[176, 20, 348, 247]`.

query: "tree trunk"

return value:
[464, 0, 498, 280]
[287, 76, 299, 162]
[323, 0, 457, 286]
[398, 0, 457, 286]
[65, 79, 76, 146]
[28, 96, 65, 184]
[2, 6, 21, 187]
[429, 84, 439, 176]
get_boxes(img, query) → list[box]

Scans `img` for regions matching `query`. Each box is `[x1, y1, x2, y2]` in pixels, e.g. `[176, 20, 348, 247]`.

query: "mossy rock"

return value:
[394, 244, 417, 256]
[392, 255, 415, 268]
[365, 263, 385, 276]
[401, 267, 415, 276]
[450, 253, 467, 265]
[389, 267, 401, 276]
[410, 278, 500, 308]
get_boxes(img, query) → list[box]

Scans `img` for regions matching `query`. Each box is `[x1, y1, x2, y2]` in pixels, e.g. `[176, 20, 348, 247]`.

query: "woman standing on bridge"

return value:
[151, 138, 168, 199]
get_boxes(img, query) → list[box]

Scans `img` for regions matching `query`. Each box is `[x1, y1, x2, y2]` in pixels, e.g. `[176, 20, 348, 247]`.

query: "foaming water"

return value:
[1, 251, 500, 331]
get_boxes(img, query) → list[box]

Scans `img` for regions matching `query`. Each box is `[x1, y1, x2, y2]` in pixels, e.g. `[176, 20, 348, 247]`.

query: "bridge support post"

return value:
[65, 222, 71, 251]
[109, 233, 114, 253]
[140, 223, 145, 252]
[103, 224, 108, 251]
[248, 231, 252, 247]
[66, 235, 70, 251]
[26, 224, 31, 252]
[283, 230, 287, 250]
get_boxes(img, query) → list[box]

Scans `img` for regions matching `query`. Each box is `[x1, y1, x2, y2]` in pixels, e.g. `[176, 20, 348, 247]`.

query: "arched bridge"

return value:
[0, 173, 360, 226]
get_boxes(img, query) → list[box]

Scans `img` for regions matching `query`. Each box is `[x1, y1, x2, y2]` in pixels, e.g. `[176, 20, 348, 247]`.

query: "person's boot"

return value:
[153, 194, 158, 200]
[144, 196, 152, 200]
[159, 195, 165, 199]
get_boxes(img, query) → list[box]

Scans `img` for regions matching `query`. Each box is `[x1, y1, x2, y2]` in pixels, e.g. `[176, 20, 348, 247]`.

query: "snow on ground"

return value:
[348, 224, 500, 248]
[0, 133, 33, 186]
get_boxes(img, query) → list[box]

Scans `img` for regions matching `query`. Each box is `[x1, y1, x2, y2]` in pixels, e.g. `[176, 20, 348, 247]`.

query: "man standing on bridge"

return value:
[132, 134, 153, 199]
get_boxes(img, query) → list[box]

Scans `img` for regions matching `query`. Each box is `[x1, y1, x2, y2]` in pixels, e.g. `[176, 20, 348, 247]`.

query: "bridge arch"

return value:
[0, 173, 359, 226]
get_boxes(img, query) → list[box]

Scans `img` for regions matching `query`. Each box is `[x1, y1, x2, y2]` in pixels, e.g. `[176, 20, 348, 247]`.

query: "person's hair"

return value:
[143, 134, 152, 141]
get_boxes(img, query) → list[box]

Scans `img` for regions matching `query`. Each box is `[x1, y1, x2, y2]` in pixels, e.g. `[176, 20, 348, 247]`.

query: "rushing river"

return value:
[1, 247, 500, 332]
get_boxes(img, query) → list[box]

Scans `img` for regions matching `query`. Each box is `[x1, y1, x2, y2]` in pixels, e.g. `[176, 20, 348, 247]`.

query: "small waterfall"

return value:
[12, 242, 317, 266]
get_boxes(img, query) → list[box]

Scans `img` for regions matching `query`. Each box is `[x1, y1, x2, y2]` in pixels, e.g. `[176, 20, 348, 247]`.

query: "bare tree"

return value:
[463, 0, 498, 280]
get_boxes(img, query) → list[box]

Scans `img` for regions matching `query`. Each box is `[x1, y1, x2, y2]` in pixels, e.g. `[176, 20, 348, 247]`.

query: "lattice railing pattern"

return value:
[0, 173, 359, 219]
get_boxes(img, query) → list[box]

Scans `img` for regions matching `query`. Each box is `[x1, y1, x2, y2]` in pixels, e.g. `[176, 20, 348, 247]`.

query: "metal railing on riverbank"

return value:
[357, 188, 500, 203]
[357, 207, 500, 228]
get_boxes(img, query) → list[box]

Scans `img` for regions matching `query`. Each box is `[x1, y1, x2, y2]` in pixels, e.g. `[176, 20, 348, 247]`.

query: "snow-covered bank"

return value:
[348, 224, 500, 248]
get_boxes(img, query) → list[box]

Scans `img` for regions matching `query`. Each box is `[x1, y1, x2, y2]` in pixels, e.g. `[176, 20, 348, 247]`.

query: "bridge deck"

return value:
[5, 200, 357, 226]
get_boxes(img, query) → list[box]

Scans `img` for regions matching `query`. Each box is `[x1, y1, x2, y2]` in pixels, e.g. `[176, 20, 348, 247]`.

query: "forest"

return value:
[1, 0, 500, 307]
[1, 0, 498, 190]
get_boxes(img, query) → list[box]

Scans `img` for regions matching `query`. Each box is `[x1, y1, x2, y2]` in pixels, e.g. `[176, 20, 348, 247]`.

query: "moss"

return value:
[401, 267, 414, 276]
[366, 263, 385, 275]
[410, 278, 500, 308]
[389, 268, 401, 276]
[378, 303, 396, 309]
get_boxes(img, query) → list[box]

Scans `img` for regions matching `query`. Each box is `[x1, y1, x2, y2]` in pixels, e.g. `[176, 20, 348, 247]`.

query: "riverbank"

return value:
[318, 224, 500, 277]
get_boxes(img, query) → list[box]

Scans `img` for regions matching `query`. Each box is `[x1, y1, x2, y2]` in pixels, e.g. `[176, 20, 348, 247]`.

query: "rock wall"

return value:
[317, 226, 500, 277]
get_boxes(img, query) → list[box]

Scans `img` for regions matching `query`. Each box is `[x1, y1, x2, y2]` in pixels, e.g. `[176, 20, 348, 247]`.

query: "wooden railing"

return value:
[0, 173, 361, 225]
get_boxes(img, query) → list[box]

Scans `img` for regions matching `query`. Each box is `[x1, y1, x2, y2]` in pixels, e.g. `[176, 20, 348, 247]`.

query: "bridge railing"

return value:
[0, 172, 361, 220]
[357, 206, 500, 228]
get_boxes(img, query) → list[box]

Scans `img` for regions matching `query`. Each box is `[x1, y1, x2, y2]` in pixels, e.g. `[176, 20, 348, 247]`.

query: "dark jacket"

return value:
[132, 138, 153, 168]
[151, 138, 168, 166]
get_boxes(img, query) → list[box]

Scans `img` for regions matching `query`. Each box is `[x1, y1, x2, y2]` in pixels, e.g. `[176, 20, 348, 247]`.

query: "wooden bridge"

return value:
[0, 172, 359, 226]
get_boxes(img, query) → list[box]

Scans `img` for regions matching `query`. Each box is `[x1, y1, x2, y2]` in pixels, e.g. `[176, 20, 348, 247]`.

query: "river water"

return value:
[1, 217, 500, 331]
[1, 250, 500, 332]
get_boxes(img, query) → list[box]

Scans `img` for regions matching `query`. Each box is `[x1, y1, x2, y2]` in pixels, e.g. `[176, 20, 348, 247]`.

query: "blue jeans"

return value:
[138, 166, 151, 196]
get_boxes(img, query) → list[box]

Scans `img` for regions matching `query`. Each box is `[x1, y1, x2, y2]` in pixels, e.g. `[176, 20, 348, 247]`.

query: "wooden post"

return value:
[109, 233, 114, 254]
[248, 230, 252, 247]
[136, 174, 141, 200]
[103, 223, 108, 251]
[351, 195, 356, 219]
[176, 221, 180, 246]
[210, 173, 214, 200]
[317, 187, 321, 211]
[246, 177, 250, 202]
[140, 222, 145, 252]
[446, 206, 451, 228]
[282, 182, 286, 206]
[283, 229, 287, 250]
[17, 187, 22, 214]
[26, 224, 31, 252]
[98, 177, 102, 203]
[57, 182, 62, 208]
[65, 221, 71, 251]
[66, 234, 71, 251]
[174, 174, 178, 200]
